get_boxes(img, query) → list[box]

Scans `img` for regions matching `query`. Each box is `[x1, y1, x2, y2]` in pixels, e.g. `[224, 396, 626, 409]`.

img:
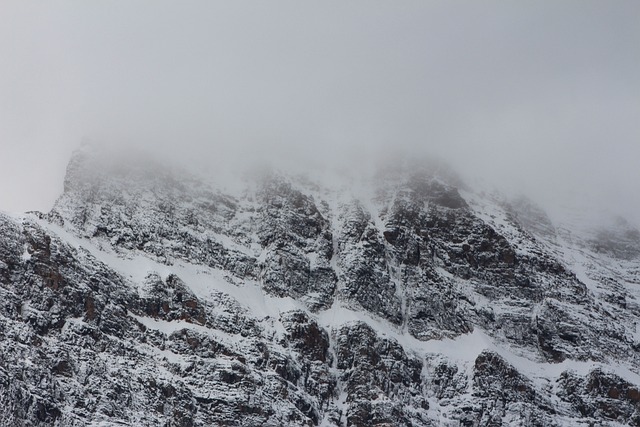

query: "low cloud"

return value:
[0, 1, 638, 225]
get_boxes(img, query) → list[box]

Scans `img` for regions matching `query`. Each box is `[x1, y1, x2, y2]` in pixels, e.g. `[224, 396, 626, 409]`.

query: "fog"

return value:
[1, 1, 639, 226]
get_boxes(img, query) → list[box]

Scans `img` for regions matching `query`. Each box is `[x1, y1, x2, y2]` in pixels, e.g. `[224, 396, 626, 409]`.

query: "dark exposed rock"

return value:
[257, 175, 337, 310]
[559, 369, 640, 424]
[281, 310, 331, 363]
[334, 322, 426, 427]
[336, 201, 402, 324]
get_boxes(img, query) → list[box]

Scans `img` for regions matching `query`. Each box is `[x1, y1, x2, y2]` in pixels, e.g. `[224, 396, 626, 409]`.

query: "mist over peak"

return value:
[1, 1, 638, 225]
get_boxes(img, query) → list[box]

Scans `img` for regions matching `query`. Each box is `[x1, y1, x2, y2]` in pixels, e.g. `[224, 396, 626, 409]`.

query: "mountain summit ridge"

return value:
[2, 148, 640, 426]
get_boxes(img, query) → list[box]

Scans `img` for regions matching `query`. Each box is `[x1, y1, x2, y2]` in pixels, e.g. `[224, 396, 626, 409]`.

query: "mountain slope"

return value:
[2, 148, 640, 426]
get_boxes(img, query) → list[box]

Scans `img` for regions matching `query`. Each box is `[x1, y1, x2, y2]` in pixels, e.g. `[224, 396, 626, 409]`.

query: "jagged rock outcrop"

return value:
[2, 147, 640, 426]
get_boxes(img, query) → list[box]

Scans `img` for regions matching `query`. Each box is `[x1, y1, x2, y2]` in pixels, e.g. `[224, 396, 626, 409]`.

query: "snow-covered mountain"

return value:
[2, 145, 640, 426]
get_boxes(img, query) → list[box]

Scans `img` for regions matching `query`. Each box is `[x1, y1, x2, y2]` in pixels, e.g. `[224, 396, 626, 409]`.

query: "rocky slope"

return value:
[1, 146, 640, 426]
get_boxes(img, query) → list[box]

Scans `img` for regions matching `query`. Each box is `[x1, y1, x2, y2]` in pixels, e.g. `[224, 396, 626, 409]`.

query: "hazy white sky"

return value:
[1, 1, 639, 223]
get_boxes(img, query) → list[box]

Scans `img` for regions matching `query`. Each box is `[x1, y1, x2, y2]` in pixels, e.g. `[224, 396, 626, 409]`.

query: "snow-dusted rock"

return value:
[2, 147, 640, 426]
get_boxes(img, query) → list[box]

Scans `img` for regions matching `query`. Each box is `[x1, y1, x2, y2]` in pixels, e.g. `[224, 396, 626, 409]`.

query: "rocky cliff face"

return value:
[2, 147, 640, 426]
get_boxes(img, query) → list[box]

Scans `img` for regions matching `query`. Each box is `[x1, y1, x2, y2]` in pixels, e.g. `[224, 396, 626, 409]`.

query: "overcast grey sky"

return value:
[1, 1, 639, 223]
